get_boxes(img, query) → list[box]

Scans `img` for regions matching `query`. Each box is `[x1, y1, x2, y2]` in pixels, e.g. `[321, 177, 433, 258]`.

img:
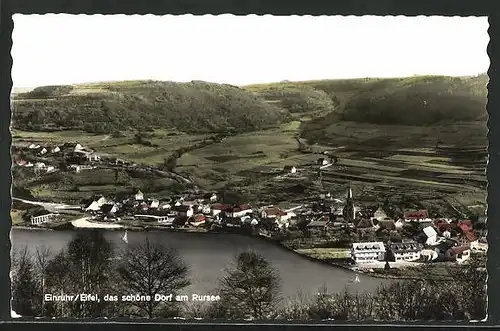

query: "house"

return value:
[262, 206, 294, 222]
[389, 241, 422, 262]
[351, 241, 386, 264]
[95, 196, 107, 207]
[86, 153, 101, 162]
[470, 240, 488, 253]
[373, 219, 396, 232]
[404, 210, 432, 223]
[25, 162, 33, 167]
[51, 146, 61, 153]
[28, 144, 40, 149]
[317, 158, 329, 166]
[46, 166, 55, 173]
[319, 191, 331, 199]
[209, 193, 218, 202]
[241, 215, 259, 226]
[84, 201, 101, 212]
[394, 219, 405, 230]
[31, 211, 56, 225]
[457, 220, 474, 233]
[135, 190, 144, 201]
[355, 218, 376, 232]
[172, 205, 194, 218]
[283, 165, 297, 174]
[373, 207, 388, 222]
[224, 217, 242, 228]
[307, 215, 330, 229]
[446, 246, 471, 263]
[230, 204, 253, 218]
[149, 199, 160, 209]
[211, 203, 232, 216]
[34, 162, 46, 170]
[100, 203, 119, 216]
[38, 147, 48, 156]
[423, 226, 439, 246]
[189, 214, 206, 227]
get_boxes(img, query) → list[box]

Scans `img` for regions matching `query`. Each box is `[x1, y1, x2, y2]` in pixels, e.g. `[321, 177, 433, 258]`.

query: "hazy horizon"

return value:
[12, 15, 489, 88]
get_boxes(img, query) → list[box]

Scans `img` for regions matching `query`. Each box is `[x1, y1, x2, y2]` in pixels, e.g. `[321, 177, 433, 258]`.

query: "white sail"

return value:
[122, 230, 128, 244]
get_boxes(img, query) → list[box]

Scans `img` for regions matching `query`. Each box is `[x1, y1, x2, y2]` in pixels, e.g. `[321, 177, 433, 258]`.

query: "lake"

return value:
[10, 228, 391, 300]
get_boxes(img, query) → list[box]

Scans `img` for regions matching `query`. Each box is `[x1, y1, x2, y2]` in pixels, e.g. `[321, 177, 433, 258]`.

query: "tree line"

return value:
[11, 230, 486, 321]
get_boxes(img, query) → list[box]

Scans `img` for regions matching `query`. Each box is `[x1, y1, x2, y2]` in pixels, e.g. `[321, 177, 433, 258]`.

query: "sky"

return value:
[11, 14, 489, 88]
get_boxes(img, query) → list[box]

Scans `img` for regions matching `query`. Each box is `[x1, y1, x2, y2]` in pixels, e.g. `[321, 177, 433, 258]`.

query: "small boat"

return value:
[348, 274, 361, 284]
[122, 230, 128, 244]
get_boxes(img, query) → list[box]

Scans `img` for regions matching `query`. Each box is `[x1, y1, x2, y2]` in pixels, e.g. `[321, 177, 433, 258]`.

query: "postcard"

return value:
[9, 14, 488, 321]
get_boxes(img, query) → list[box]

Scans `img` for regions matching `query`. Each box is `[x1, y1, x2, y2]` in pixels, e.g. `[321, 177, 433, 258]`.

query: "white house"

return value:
[283, 165, 297, 174]
[149, 199, 160, 209]
[317, 158, 329, 166]
[389, 242, 422, 262]
[420, 249, 439, 262]
[160, 202, 172, 210]
[351, 242, 386, 264]
[46, 166, 55, 173]
[231, 205, 253, 218]
[210, 193, 218, 202]
[394, 219, 405, 230]
[175, 201, 182, 207]
[423, 226, 439, 246]
[74, 143, 84, 151]
[24, 162, 33, 167]
[28, 144, 39, 149]
[135, 190, 144, 201]
[38, 148, 48, 155]
[470, 241, 488, 253]
[96, 196, 107, 207]
[51, 146, 61, 153]
[85, 201, 100, 212]
[373, 207, 388, 222]
[186, 206, 194, 218]
[34, 162, 46, 169]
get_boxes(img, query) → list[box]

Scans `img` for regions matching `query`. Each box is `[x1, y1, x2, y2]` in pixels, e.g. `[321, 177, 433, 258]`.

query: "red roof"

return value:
[458, 220, 473, 232]
[404, 210, 428, 219]
[463, 230, 478, 242]
[233, 204, 252, 212]
[451, 246, 470, 255]
[264, 207, 287, 217]
[212, 204, 232, 211]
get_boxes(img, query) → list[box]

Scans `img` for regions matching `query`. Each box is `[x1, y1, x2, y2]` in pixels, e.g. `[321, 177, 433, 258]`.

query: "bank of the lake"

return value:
[11, 223, 448, 281]
[11, 227, 393, 300]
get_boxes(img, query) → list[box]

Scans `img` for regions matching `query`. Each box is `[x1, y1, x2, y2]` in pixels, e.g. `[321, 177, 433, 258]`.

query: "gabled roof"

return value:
[356, 218, 374, 229]
[263, 206, 287, 216]
[212, 203, 232, 211]
[100, 204, 117, 214]
[404, 210, 429, 219]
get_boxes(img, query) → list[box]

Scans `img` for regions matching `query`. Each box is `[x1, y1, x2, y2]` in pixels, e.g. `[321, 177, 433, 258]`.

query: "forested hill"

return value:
[11, 81, 288, 134]
[11, 74, 487, 135]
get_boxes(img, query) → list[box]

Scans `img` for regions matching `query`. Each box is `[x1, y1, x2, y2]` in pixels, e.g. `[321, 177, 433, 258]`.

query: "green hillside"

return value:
[12, 80, 288, 134]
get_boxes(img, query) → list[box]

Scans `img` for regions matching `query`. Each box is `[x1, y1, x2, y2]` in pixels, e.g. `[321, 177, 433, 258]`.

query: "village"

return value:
[12, 140, 488, 271]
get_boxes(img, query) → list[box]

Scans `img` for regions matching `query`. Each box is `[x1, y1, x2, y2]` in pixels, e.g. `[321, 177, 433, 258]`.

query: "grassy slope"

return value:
[12, 80, 288, 134]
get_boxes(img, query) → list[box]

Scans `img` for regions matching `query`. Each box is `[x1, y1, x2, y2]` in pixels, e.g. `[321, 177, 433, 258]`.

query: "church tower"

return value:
[342, 186, 355, 222]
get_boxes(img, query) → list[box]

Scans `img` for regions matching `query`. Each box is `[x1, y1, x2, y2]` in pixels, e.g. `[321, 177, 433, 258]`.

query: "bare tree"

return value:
[116, 237, 191, 318]
[11, 246, 40, 316]
[34, 245, 51, 315]
[217, 250, 282, 319]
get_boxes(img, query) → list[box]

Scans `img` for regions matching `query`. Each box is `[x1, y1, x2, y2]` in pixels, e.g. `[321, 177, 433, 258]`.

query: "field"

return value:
[11, 75, 488, 218]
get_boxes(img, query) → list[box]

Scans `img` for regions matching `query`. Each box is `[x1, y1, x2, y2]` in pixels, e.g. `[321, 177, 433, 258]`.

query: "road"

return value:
[12, 197, 79, 213]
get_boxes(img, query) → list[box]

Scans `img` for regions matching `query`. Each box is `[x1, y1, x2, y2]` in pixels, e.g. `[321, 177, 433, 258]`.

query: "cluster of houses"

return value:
[13, 141, 130, 174]
[79, 189, 304, 233]
[282, 156, 338, 175]
[349, 209, 487, 266]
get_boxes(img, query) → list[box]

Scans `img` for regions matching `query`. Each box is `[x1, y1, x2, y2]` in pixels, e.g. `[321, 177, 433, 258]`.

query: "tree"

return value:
[116, 237, 191, 318]
[11, 246, 41, 316]
[44, 230, 115, 318]
[217, 250, 282, 319]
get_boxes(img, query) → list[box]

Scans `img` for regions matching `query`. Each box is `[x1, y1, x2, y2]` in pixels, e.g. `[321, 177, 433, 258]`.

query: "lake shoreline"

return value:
[10, 224, 430, 281]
